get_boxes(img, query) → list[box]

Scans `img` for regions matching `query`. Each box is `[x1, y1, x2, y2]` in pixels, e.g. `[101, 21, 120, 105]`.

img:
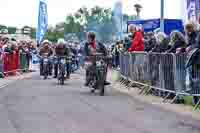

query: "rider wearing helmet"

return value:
[39, 40, 53, 56]
[54, 39, 71, 79]
[84, 31, 110, 86]
[39, 40, 54, 76]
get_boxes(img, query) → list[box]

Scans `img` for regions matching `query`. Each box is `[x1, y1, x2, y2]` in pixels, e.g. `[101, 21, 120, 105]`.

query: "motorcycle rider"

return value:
[39, 40, 53, 76]
[54, 39, 71, 79]
[84, 31, 110, 86]
[70, 42, 79, 72]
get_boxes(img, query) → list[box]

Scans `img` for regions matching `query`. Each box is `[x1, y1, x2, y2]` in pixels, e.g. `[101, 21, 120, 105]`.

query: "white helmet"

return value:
[42, 40, 50, 45]
[57, 38, 66, 44]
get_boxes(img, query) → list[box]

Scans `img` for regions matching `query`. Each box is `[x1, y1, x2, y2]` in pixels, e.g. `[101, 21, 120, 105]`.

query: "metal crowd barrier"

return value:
[119, 52, 200, 109]
[0, 51, 29, 77]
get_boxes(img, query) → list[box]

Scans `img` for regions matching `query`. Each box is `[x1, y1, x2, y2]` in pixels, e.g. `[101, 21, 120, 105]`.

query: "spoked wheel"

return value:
[43, 65, 48, 80]
[97, 71, 105, 96]
[100, 89, 104, 96]
[60, 73, 65, 85]
[99, 81, 105, 96]
[90, 89, 95, 93]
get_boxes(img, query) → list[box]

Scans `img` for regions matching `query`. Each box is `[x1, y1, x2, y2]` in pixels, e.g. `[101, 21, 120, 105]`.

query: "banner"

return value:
[196, 0, 200, 22]
[36, 0, 48, 44]
[187, 0, 197, 21]
[113, 1, 123, 40]
[127, 19, 184, 35]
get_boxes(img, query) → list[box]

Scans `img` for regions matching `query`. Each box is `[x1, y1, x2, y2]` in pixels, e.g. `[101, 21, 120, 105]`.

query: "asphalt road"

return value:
[0, 71, 200, 133]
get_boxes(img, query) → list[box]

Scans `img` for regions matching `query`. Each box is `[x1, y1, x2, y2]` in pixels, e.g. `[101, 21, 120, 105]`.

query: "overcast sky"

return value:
[0, 0, 184, 28]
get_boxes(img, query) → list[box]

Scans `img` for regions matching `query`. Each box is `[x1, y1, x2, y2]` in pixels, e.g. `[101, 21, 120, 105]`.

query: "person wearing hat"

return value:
[39, 40, 54, 76]
[54, 39, 71, 79]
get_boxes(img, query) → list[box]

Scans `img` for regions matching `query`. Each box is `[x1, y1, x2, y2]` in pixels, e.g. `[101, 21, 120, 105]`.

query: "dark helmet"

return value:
[87, 31, 96, 41]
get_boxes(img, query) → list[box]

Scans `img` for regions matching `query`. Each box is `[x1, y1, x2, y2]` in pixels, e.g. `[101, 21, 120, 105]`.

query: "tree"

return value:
[63, 6, 137, 42]
[0, 25, 7, 30]
[7, 26, 17, 34]
[30, 28, 36, 39]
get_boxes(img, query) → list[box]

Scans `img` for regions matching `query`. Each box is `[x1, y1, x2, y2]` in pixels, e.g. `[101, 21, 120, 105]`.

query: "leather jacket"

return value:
[84, 41, 107, 57]
[39, 47, 53, 57]
[55, 45, 70, 57]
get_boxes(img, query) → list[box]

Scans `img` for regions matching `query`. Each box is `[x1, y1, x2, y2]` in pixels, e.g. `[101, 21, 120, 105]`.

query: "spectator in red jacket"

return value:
[128, 24, 145, 52]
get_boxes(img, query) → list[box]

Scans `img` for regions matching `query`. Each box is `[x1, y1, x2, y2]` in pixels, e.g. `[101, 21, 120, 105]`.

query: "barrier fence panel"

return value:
[189, 63, 200, 96]
[20, 52, 28, 71]
[120, 53, 126, 77]
[149, 53, 161, 88]
[119, 53, 123, 75]
[14, 51, 20, 71]
[130, 52, 135, 81]
[1, 51, 30, 77]
[2, 52, 20, 75]
[120, 52, 178, 93]
[130, 52, 149, 83]
[119, 52, 200, 101]
[124, 53, 130, 78]
[0, 57, 3, 78]
[173, 54, 187, 93]
[3, 53, 12, 75]
[160, 53, 175, 92]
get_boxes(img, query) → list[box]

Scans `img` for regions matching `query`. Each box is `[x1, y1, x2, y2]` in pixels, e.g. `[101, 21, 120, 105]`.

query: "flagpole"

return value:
[160, 0, 164, 32]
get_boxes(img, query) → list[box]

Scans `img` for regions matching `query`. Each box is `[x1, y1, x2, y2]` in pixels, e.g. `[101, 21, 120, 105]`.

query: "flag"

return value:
[113, 1, 123, 39]
[36, 0, 48, 45]
[187, 0, 197, 21]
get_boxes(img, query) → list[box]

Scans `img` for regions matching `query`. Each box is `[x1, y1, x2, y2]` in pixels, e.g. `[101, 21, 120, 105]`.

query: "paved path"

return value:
[0, 72, 33, 88]
[0, 71, 200, 133]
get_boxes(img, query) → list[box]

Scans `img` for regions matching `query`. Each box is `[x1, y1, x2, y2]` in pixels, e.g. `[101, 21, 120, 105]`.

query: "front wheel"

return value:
[97, 70, 105, 96]
[60, 73, 65, 85]
[99, 79, 105, 96]
[58, 64, 65, 85]
[43, 64, 48, 80]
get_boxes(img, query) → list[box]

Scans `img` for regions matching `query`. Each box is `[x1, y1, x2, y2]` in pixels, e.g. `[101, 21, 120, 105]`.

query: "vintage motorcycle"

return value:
[57, 56, 67, 85]
[41, 53, 51, 80]
[85, 53, 107, 96]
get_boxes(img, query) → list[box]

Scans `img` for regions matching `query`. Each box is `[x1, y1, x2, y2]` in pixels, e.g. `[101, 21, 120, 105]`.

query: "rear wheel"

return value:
[59, 64, 65, 85]
[97, 70, 105, 96]
[99, 79, 105, 96]
[100, 87, 104, 96]
[60, 73, 65, 85]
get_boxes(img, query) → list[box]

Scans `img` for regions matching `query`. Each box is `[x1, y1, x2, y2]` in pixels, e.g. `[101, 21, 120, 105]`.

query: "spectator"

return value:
[112, 41, 120, 68]
[128, 24, 144, 52]
[185, 22, 198, 51]
[144, 32, 157, 52]
[124, 36, 132, 51]
[119, 40, 125, 53]
[151, 32, 170, 53]
[167, 31, 187, 53]
[1, 35, 9, 52]
[186, 22, 200, 105]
